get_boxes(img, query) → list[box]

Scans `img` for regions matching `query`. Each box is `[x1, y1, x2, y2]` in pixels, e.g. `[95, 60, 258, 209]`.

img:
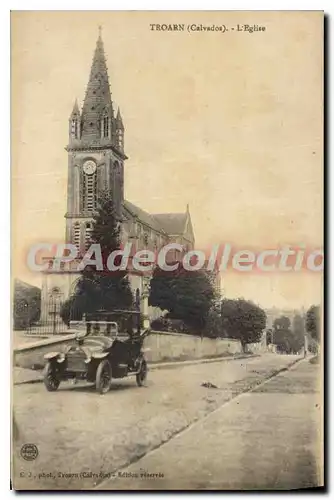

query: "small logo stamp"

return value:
[20, 443, 38, 461]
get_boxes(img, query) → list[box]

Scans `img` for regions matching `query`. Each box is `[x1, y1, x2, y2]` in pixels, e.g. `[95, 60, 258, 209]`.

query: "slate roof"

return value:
[152, 213, 187, 235]
[123, 200, 167, 234]
[123, 201, 188, 236]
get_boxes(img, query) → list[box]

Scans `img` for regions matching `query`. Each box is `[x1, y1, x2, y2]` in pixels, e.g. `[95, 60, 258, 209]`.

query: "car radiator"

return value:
[66, 350, 87, 372]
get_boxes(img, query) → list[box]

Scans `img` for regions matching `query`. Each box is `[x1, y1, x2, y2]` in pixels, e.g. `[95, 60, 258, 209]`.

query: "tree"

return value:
[149, 266, 216, 334]
[13, 284, 41, 330]
[272, 316, 291, 353]
[70, 192, 133, 318]
[273, 316, 291, 332]
[306, 305, 321, 342]
[60, 295, 85, 326]
[221, 298, 267, 352]
[272, 315, 304, 354]
[291, 314, 305, 353]
[202, 303, 223, 339]
[266, 328, 273, 345]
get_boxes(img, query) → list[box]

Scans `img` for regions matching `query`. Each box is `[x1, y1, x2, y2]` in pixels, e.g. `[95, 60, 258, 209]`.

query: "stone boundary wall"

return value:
[144, 330, 242, 363]
[13, 329, 245, 369]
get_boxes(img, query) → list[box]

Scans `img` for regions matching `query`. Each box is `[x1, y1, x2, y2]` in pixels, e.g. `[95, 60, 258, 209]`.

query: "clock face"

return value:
[83, 160, 96, 175]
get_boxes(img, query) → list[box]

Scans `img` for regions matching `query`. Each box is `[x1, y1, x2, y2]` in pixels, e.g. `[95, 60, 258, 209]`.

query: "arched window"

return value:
[101, 110, 110, 139]
[71, 119, 79, 139]
[85, 222, 93, 249]
[73, 222, 81, 249]
[113, 161, 121, 212]
[117, 129, 124, 150]
[103, 117, 109, 138]
[83, 172, 97, 212]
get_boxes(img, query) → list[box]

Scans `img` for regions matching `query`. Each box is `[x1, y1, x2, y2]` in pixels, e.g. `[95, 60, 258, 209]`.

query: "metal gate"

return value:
[26, 290, 65, 336]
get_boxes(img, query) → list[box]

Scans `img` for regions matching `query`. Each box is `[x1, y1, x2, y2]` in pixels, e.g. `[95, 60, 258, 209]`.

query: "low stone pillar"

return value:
[142, 276, 150, 329]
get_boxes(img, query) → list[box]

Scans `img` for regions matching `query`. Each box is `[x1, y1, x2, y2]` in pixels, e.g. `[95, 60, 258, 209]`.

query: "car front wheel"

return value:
[136, 359, 147, 387]
[43, 361, 61, 392]
[96, 359, 112, 394]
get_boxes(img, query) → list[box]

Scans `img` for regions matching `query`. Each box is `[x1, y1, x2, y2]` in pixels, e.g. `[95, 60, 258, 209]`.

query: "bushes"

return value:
[14, 295, 41, 330]
[151, 309, 222, 338]
[150, 317, 191, 334]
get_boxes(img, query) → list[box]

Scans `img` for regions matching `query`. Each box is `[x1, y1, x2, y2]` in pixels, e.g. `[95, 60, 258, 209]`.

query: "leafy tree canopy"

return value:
[221, 298, 266, 351]
[272, 314, 305, 354]
[273, 316, 291, 332]
[306, 305, 321, 342]
[149, 266, 216, 333]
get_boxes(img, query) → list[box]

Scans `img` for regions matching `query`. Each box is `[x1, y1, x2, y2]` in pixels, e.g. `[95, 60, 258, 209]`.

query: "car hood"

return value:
[68, 336, 114, 355]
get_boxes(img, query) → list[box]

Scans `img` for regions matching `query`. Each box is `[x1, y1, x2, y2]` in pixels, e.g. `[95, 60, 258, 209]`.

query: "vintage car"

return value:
[43, 311, 148, 394]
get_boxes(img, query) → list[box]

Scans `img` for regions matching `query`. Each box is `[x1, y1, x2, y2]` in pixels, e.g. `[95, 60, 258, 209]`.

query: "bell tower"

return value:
[65, 28, 127, 254]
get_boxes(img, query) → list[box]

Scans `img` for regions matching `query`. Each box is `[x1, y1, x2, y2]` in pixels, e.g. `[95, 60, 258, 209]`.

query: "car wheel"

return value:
[43, 361, 61, 392]
[96, 360, 112, 394]
[136, 359, 147, 387]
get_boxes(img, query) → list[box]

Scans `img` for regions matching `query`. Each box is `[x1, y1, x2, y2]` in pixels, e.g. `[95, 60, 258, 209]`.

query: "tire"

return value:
[136, 359, 147, 387]
[43, 361, 61, 392]
[96, 360, 112, 394]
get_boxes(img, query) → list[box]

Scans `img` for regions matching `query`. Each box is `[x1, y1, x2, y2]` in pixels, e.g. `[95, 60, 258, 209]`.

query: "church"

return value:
[41, 31, 195, 324]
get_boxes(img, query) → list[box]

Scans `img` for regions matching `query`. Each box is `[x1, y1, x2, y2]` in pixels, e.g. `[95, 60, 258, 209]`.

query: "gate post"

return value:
[142, 276, 150, 330]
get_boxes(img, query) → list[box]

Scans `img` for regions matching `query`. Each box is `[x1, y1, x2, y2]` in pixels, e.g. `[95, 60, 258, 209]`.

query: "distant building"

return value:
[265, 307, 305, 330]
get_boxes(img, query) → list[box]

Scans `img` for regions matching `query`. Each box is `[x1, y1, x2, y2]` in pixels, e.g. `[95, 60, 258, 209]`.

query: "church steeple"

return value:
[80, 28, 114, 144]
[65, 29, 127, 250]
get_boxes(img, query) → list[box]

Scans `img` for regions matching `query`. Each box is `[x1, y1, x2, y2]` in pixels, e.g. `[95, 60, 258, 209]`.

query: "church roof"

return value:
[123, 200, 191, 238]
[123, 200, 167, 235]
[152, 213, 187, 235]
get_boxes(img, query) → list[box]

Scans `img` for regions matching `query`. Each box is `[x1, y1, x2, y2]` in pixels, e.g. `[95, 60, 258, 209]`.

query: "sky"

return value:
[11, 11, 323, 309]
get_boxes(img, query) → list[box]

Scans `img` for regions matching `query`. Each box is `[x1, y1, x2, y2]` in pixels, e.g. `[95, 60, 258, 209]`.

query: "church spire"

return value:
[80, 29, 114, 143]
[115, 107, 124, 151]
[70, 99, 80, 117]
[116, 107, 124, 130]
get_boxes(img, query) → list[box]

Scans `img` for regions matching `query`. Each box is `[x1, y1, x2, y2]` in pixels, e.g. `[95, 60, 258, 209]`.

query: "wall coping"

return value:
[150, 330, 240, 343]
[13, 329, 241, 354]
[14, 333, 77, 353]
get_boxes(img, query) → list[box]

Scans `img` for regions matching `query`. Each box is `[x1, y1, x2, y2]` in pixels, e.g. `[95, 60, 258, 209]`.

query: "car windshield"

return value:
[85, 310, 141, 338]
[86, 321, 118, 338]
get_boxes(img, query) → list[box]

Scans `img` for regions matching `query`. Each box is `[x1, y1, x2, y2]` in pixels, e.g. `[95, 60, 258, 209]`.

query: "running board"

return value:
[117, 364, 141, 375]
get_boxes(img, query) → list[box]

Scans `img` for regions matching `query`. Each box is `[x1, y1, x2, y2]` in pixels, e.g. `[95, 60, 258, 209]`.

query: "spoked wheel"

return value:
[136, 359, 147, 387]
[96, 360, 112, 394]
[43, 361, 61, 392]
